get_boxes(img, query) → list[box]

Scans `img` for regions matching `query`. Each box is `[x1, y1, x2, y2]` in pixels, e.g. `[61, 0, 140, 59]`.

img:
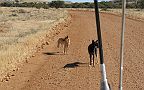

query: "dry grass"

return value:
[0, 7, 69, 80]
[101, 9, 144, 21]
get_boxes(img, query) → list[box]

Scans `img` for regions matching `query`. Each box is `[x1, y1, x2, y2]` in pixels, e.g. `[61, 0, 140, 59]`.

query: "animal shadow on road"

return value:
[63, 62, 88, 68]
[43, 51, 64, 55]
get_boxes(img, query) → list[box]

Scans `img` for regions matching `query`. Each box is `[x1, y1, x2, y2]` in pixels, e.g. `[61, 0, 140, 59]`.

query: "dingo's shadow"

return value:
[43, 52, 64, 55]
[63, 62, 88, 68]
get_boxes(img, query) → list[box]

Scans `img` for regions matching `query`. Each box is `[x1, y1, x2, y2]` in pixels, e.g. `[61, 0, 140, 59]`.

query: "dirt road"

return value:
[0, 10, 144, 90]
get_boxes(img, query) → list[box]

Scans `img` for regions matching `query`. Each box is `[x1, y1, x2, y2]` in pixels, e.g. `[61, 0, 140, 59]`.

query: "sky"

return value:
[66, 0, 111, 2]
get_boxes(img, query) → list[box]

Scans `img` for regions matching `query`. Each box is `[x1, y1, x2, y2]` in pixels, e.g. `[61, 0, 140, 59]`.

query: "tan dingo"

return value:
[57, 36, 70, 54]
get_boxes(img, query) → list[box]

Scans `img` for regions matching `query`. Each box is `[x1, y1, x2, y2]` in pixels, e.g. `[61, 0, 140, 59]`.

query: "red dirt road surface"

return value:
[0, 10, 144, 90]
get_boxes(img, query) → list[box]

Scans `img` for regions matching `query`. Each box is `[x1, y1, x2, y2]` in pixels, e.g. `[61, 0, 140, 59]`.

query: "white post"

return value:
[100, 64, 110, 90]
[119, 0, 126, 90]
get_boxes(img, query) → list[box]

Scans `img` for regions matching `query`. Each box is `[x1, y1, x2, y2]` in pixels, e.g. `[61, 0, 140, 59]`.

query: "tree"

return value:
[15, 0, 19, 3]
[0, 2, 13, 7]
[137, 0, 144, 9]
[49, 1, 64, 9]
[64, 4, 72, 8]
[71, 3, 79, 8]
[99, 1, 113, 8]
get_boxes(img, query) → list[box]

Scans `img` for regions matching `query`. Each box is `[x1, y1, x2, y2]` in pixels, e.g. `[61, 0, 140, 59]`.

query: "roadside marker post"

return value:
[119, 0, 126, 90]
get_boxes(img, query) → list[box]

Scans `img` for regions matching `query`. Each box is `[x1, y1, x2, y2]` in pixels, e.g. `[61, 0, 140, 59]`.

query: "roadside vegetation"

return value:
[102, 9, 144, 21]
[0, 0, 144, 9]
[0, 7, 69, 81]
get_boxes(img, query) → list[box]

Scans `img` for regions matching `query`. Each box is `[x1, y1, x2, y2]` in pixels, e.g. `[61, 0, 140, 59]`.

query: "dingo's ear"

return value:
[65, 36, 68, 39]
[66, 36, 68, 38]
[95, 40, 98, 43]
[92, 40, 95, 43]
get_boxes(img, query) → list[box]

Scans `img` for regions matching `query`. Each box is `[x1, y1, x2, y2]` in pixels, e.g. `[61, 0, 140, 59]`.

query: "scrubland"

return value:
[101, 9, 144, 21]
[0, 7, 69, 80]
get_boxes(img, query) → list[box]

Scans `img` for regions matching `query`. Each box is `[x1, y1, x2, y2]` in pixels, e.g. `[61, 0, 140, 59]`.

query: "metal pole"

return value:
[119, 0, 126, 90]
[94, 0, 104, 64]
[93, 0, 110, 90]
